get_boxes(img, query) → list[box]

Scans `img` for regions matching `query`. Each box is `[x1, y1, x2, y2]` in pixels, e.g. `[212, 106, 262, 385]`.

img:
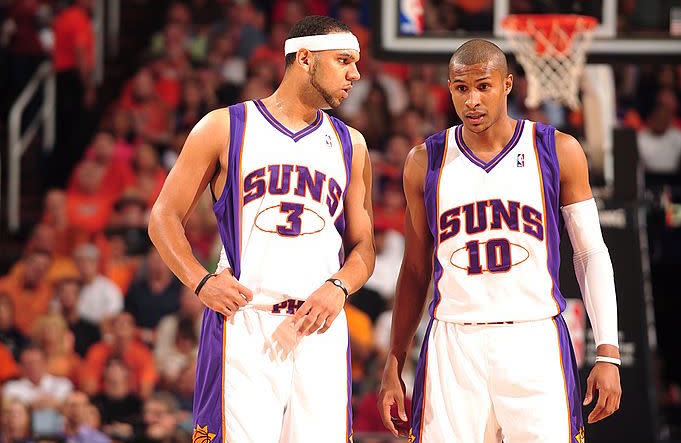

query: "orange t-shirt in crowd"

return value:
[66, 192, 115, 235]
[0, 274, 52, 335]
[80, 340, 159, 395]
[0, 343, 20, 383]
[345, 304, 373, 381]
[52, 5, 94, 72]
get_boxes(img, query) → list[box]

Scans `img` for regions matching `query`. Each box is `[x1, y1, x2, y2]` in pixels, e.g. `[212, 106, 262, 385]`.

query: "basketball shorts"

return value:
[410, 314, 584, 443]
[192, 303, 353, 443]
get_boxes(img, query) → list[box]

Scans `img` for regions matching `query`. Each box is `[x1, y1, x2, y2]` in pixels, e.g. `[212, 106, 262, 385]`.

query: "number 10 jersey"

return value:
[425, 120, 567, 323]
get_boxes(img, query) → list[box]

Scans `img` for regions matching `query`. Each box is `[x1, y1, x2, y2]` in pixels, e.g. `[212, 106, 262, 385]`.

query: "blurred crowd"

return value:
[1, 0, 680, 442]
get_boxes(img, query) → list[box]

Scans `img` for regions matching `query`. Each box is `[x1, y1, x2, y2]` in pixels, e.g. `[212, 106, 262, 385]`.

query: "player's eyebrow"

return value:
[337, 51, 359, 61]
[476, 76, 491, 82]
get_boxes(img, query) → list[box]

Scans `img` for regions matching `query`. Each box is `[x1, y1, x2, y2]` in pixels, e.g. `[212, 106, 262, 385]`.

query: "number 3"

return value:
[277, 202, 304, 237]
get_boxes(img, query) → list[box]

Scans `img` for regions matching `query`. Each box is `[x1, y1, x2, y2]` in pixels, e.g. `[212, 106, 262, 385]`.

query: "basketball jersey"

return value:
[424, 120, 566, 323]
[212, 100, 353, 305]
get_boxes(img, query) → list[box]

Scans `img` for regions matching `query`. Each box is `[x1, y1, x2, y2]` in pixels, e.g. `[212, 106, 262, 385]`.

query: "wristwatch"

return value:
[326, 278, 349, 299]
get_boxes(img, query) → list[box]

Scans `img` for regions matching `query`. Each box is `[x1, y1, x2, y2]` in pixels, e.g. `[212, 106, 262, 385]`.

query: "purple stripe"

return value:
[553, 314, 584, 440]
[346, 331, 353, 442]
[455, 120, 525, 173]
[424, 129, 447, 316]
[254, 99, 323, 142]
[213, 103, 246, 278]
[328, 115, 353, 238]
[410, 317, 434, 442]
[534, 122, 566, 312]
[193, 309, 225, 440]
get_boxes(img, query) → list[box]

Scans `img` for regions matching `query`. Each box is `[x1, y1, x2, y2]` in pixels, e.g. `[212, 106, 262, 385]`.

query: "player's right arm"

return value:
[148, 108, 252, 318]
[378, 144, 433, 437]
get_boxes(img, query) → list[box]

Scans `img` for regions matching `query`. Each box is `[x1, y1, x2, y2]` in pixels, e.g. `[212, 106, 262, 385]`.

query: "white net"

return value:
[502, 15, 597, 110]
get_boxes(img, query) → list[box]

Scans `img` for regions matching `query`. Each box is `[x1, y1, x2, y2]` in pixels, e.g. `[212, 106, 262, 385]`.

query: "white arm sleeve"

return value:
[561, 198, 619, 347]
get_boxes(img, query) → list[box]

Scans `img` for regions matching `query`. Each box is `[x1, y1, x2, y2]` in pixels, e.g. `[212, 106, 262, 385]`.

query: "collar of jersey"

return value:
[253, 99, 324, 142]
[455, 119, 525, 173]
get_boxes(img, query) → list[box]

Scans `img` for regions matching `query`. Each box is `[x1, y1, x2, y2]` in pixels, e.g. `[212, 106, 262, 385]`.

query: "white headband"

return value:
[284, 33, 360, 56]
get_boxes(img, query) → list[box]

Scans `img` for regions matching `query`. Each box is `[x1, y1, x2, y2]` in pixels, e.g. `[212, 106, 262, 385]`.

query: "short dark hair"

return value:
[449, 39, 508, 77]
[284, 16, 352, 68]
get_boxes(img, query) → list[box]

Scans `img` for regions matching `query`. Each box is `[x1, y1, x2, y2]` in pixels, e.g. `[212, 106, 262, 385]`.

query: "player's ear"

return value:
[504, 73, 513, 96]
[296, 49, 312, 72]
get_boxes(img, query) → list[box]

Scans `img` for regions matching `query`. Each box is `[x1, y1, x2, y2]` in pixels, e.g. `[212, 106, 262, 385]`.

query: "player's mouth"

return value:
[465, 112, 485, 124]
[340, 85, 352, 98]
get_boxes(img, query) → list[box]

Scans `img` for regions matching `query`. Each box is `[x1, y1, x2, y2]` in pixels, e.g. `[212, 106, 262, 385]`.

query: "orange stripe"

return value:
[221, 317, 227, 442]
[432, 128, 450, 319]
[552, 318, 572, 443]
[531, 123, 560, 315]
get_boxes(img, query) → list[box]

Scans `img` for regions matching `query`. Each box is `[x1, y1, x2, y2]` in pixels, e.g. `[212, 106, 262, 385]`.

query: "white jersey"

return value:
[213, 100, 353, 305]
[425, 120, 566, 323]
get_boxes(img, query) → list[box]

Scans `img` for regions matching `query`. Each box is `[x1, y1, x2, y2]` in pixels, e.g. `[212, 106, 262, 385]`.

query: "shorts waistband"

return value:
[461, 321, 515, 326]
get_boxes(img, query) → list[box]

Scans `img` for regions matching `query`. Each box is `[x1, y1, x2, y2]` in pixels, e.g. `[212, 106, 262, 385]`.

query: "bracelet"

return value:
[595, 356, 621, 366]
[194, 273, 216, 296]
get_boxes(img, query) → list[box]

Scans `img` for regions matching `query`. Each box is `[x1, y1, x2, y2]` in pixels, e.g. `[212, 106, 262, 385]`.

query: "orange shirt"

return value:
[52, 5, 94, 72]
[0, 343, 20, 384]
[81, 340, 158, 395]
[66, 191, 115, 234]
[0, 274, 53, 335]
[345, 304, 373, 380]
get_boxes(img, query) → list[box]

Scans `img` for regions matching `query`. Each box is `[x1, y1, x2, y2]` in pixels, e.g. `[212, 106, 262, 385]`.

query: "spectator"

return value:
[92, 358, 141, 441]
[73, 244, 123, 325]
[0, 293, 28, 360]
[51, 0, 95, 188]
[2, 345, 73, 410]
[0, 343, 20, 385]
[41, 190, 72, 257]
[125, 247, 182, 341]
[130, 143, 168, 208]
[638, 88, 681, 178]
[65, 161, 117, 236]
[30, 314, 81, 383]
[79, 131, 136, 201]
[120, 69, 174, 147]
[136, 392, 190, 443]
[0, 249, 53, 335]
[0, 398, 32, 443]
[62, 391, 110, 443]
[53, 278, 100, 357]
[81, 313, 158, 399]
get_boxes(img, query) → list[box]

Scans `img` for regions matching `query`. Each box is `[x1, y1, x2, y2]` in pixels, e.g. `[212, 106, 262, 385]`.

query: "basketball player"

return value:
[378, 39, 621, 442]
[148, 16, 374, 443]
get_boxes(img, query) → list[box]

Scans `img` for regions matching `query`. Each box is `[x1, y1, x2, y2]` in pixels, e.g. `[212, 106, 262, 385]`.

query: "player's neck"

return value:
[260, 79, 321, 131]
[461, 115, 518, 156]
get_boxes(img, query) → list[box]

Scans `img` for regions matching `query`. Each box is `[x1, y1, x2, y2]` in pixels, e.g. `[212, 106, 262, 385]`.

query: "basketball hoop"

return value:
[501, 14, 598, 109]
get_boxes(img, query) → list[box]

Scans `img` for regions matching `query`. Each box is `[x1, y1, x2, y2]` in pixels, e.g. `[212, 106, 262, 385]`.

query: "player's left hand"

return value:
[583, 361, 621, 423]
[292, 281, 345, 336]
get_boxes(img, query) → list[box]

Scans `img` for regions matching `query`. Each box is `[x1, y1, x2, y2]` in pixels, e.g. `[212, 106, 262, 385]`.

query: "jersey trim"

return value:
[533, 122, 565, 313]
[327, 114, 354, 244]
[454, 120, 525, 173]
[253, 99, 323, 142]
[424, 128, 449, 318]
[213, 102, 247, 279]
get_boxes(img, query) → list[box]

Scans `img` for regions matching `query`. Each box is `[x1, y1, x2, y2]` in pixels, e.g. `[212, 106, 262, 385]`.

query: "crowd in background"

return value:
[1, 0, 680, 442]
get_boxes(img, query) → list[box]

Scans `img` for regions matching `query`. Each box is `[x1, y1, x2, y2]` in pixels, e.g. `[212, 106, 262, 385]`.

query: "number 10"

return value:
[465, 239, 511, 274]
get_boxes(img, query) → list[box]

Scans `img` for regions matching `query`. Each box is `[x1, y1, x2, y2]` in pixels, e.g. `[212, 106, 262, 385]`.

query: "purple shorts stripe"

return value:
[192, 310, 226, 442]
[410, 317, 435, 442]
[533, 122, 565, 313]
[346, 332, 353, 442]
[553, 314, 584, 442]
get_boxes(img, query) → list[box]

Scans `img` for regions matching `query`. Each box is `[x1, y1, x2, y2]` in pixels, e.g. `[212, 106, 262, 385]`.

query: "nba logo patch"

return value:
[325, 134, 332, 148]
[517, 153, 525, 167]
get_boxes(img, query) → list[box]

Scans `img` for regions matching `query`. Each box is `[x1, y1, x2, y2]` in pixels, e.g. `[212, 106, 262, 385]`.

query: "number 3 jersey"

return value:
[213, 101, 352, 305]
[425, 120, 567, 323]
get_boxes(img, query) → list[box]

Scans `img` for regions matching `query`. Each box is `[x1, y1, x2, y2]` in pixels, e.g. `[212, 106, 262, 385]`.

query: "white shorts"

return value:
[192, 303, 352, 443]
[410, 315, 584, 443]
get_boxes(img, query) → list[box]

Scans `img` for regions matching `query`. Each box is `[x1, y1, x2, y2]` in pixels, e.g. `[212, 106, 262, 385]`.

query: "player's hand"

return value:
[197, 269, 253, 319]
[378, 355, 409, 437]
[292, 281, 345, 335]
[583, 361, 621, 423]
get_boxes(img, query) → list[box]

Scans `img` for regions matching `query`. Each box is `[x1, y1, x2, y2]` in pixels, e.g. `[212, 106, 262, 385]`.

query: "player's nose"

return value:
[465, 89, 481, 108]
[347, 62, 360, 81]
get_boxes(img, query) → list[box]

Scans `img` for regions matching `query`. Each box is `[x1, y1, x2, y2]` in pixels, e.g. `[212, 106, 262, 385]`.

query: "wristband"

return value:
[595, 355, 621, 366]
[326, 278, 349, 299]
[194, 273, 216, 296]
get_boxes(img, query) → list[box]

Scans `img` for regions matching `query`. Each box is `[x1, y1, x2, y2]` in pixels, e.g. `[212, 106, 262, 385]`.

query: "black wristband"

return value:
[194, 273, 216, 296]
[326, 278, 349, 299]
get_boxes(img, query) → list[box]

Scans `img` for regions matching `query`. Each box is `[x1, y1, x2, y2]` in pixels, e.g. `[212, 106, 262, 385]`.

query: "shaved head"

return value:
[449, 39, 508, 78]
